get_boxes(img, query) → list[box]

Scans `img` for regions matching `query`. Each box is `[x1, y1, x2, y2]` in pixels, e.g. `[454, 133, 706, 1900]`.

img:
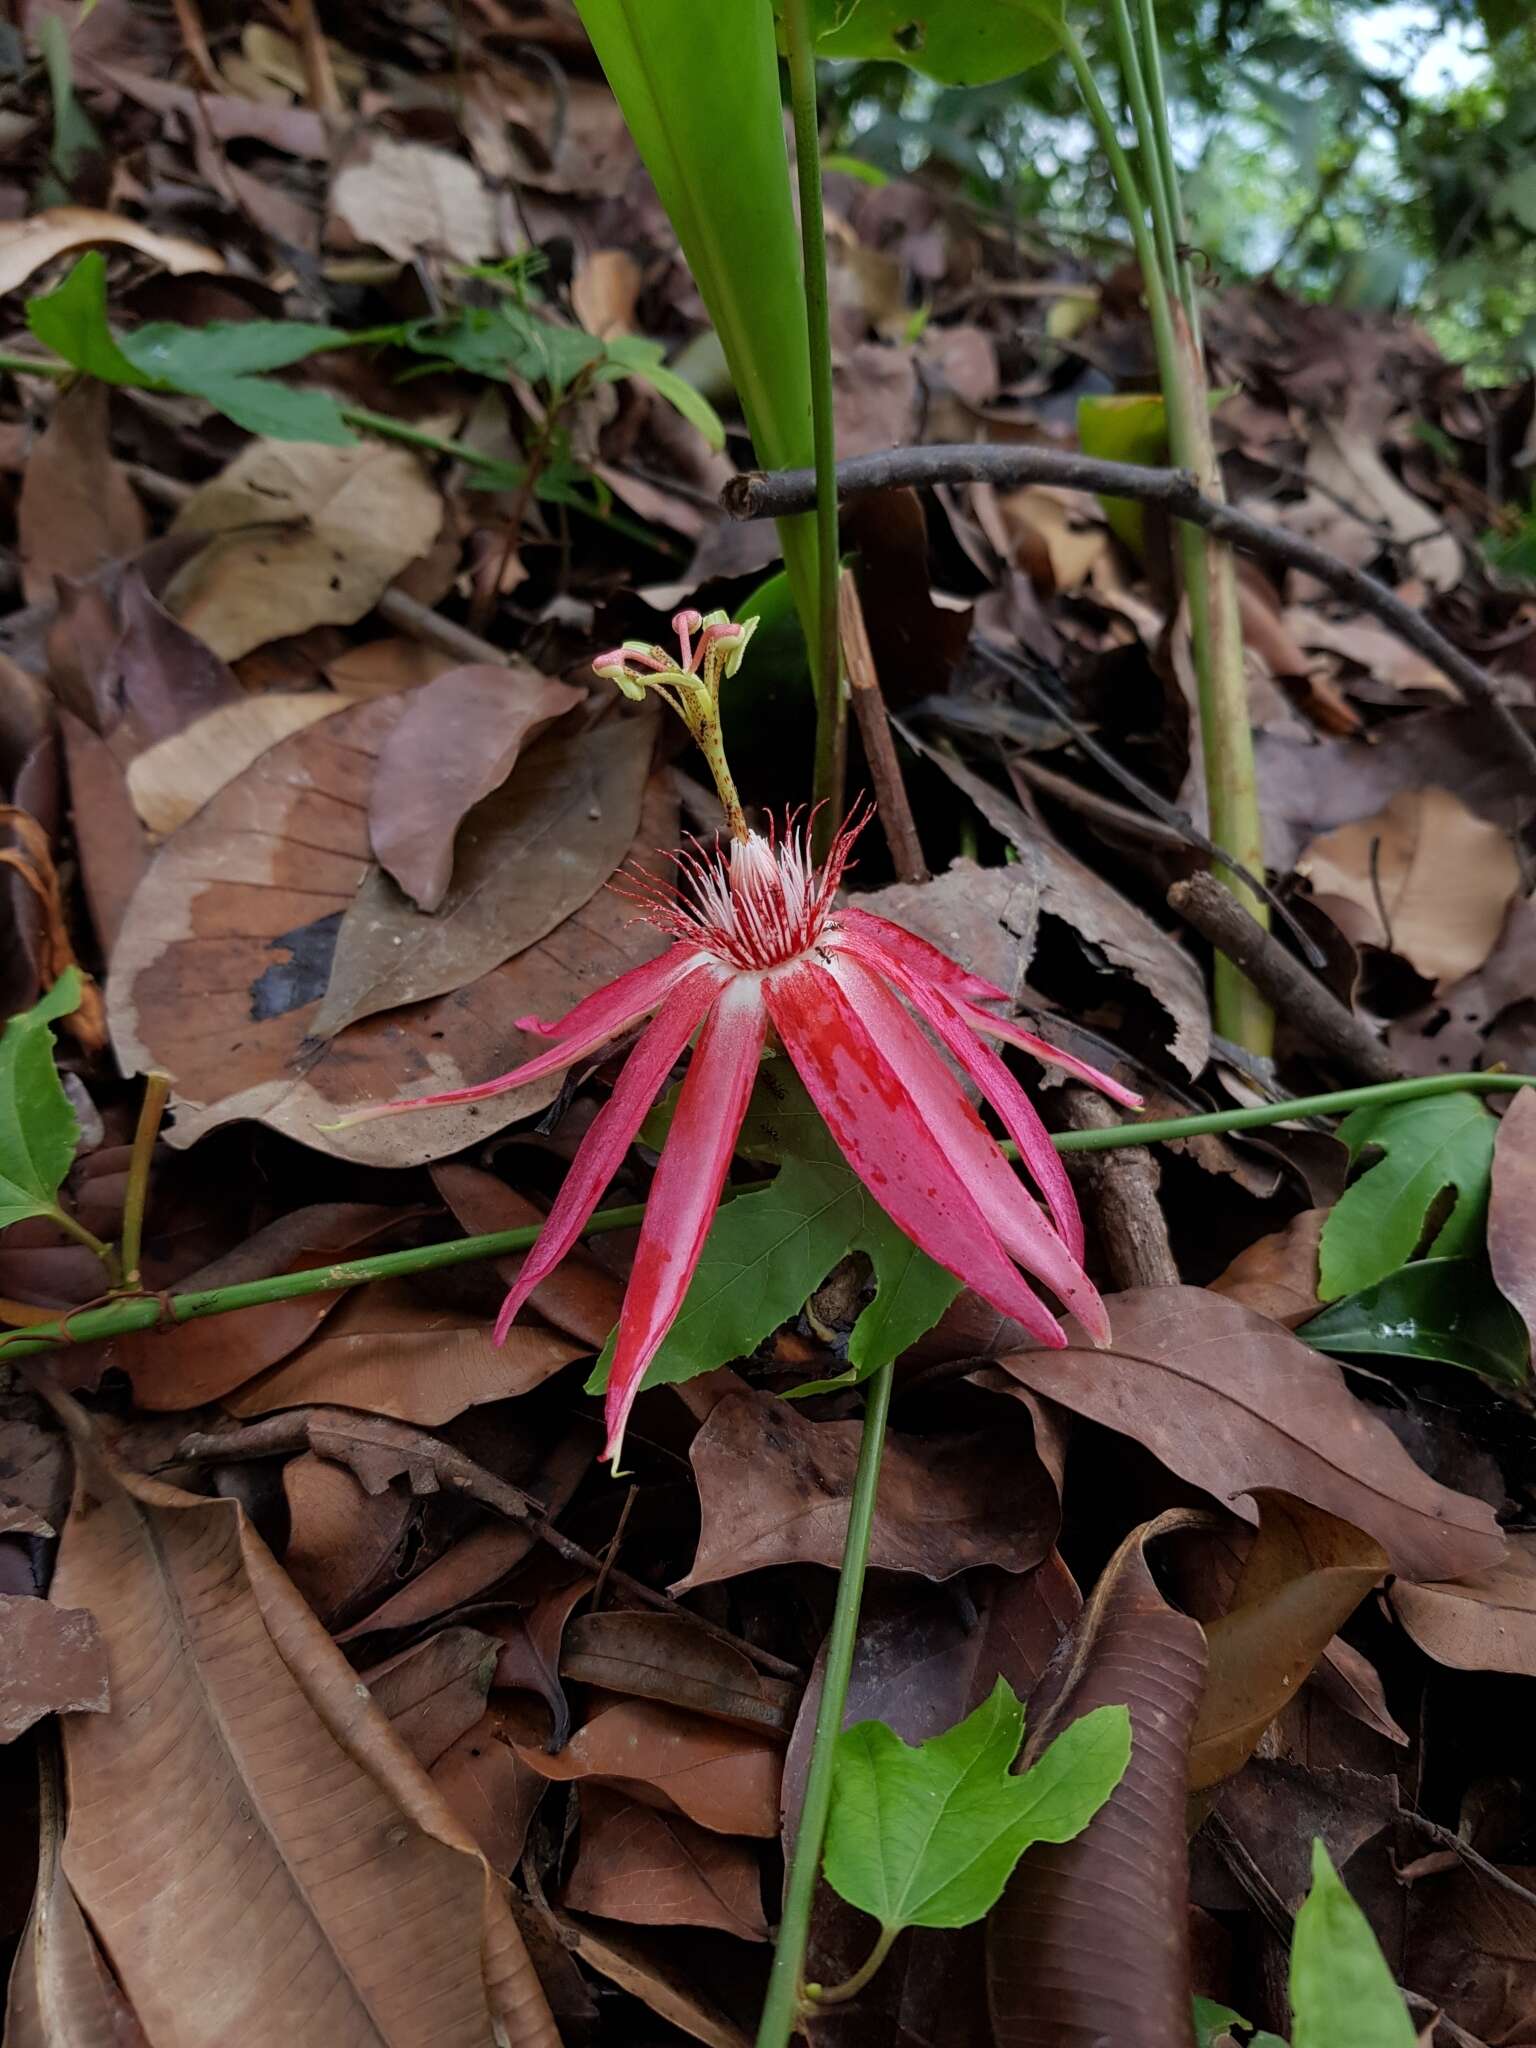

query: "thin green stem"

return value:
[45, 1206, 119, 1289]
[805, 1924, 899, 2007]
[4, 1073, 1532, 1363]
[1134, 0, 1198, 326]
[1103, 0, 1181, 301]
[119, 1072, 169, 1289]
[0, 350, 64, 379]
[782, 0, 845, 859]
[756, 1358, 895, 2048]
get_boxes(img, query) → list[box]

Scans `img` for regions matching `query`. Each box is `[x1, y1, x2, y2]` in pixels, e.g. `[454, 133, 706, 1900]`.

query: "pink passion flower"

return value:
[335, 611, 1141, 1467]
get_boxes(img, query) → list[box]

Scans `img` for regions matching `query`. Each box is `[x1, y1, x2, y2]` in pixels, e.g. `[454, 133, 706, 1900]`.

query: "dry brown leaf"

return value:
[0, 208, 221, 297]
[167, 440, 442, 660]
[17, 382, 146, 605]
[1490, 1087, 1536, 1352]
[993, 484, 1108, 594]
[560, 1611, 796, 1736]
[988, 1513, 1208, 2048]
[557, 1918, 751, 2048]
[324, 638, 461, 695]
[224, 1278, 584, 1424]
[564, 1786, 767, 1940]
[45, 1404, 558, 2048]
[126, 694, 354, 835]
[1389, 1531, 1536, 1675]
[1190, 1492, 1387, 1790]
[365, 1627, 501, 1768]
[431, 1163, 625, 1349]
[1207, 1209, 1326, 1327]
[431, 1698, 550, 1877]
[996, 1287, 1503, 1583]
[572, 250, 642, 339]
[368, 664, 584, 912]
[315, 709, 653, 1034]
[1389, 892, 1536, 1077]
[1297, 785, 1521, 986]
[1282, 607, 1455, 696]
[0, 1596, 109, 1741]
[516, 1695, 782, 1837]
[1304, 417, 1462, 592]
[105, 695, 676, 1167]
[331, 136, 499, 265]
[673, 1390, 1059, 1593]
[282, 1453, 416, 1624]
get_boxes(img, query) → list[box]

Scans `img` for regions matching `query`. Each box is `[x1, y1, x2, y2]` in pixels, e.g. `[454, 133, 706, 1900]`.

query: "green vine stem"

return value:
[43, 1205, 119, 1289]
[3, 1070, 1529, 1362]
[781, 0, 846, 856]
[756, 1357, 895, 2048]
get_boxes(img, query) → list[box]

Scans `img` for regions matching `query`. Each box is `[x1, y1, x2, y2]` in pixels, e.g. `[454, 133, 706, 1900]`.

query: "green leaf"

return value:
[27, 253, 146, 385]
[822, 1680, 1130, 1937]
[1303, 1255, 1529, 1388]
[172, 375, 355, 445]
[804, 0, 1063, 85]
[120, 320, 349, 381]
[0, 969, 83, 1232]
[39, 12, 101, 184]
[1290, 1841, 1415, 2048]
[596, 335, 727, 450]
[1318, 1093, 1496, 1300]
[1193, 2001, 1249, 2048]
[1076, 392, 1167, 555]
[586, 1073, 961, 1399]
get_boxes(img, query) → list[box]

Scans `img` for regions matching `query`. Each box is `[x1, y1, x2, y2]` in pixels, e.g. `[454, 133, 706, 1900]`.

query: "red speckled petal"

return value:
[763, 959, 1074, 1347]
[960, 1005, 1144, 1111]
[833, 906, 1009, 1003]
[602, 977, 767, 1466]
[492, 965, 725, 1344]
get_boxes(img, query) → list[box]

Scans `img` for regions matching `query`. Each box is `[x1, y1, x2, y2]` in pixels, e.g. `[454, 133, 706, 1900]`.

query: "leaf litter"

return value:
[3, 11, 1536, 2047]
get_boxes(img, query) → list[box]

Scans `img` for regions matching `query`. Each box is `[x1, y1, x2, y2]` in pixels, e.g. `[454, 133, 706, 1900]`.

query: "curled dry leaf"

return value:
[560, 1610, 797, 1736]
[106, 1202, 422, 1409]
[516, 1695, 783, 1837]
[364, 1626, 501, 1768]
[1189, 1492, 1388, 1791]
[1490, 1088, 1536, 1353]
[167, 439, 443, 661]
[1208, 1209, 1327, 1327]
[105, 694, 676, 1168]
[45, 1407, 559, 2048]
[17, 381, 146, 605]
[314, 709, 655, 1035]
[368, 664, 585, 913]
[565, 1785, 768, 1940]
[0, 208, 221, 297]
[1389, 1531, 1536, 1676]
[988, 1512, 1209, 2048]
[0, 1596, 109, 1741]
[672, 1390, 1060, 1594]
[126, 694, 356, 835]
[996, 1287, 1504, 1583]
[1296, 785, 1521, 988]
[223, 1278, 585, 1426]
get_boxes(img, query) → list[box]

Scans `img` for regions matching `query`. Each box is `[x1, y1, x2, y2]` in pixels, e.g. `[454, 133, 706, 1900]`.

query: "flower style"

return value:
[338, 612, 1141, 1468]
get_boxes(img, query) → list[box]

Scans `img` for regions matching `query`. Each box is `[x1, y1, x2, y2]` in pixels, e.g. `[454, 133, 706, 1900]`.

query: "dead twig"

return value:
[173, 1409, 802, 1682]
[838, 569, 929, 885]
[289, 0, 343, 115]
[725, 449, 1536, 782]
[169, 0, 223, 92]
[1059, 1086, 1179, 1289]
[1168, 872, 1399, 1084]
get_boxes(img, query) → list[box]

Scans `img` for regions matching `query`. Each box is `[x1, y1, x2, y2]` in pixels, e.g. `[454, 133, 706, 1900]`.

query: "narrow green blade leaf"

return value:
[823, 1679, 1130, 1935]
[1290, 1841, 1415, 2048]
[1304, 1255, 1530, 1387]
[27, 253, 149, 385]
[598, 335, 727, 450]
[0, 968, 83, 1231]
[1319, 1092, 1496, 1300]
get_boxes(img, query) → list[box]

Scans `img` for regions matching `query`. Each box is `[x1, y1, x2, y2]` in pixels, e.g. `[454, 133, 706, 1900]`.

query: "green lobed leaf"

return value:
[1318, 1092, 1496, 1300]
[802, 0, 1064, 86]
[1304, 1254, 1530, 1388]
[1290, 1841, 1415, 2048]
[0, 968, 83, 1232]
[822, 1679, 1130, 1936]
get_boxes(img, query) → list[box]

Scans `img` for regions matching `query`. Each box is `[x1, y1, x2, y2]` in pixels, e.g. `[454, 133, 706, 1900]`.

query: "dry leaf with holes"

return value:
[127, 695, 355, 835]
[330, 136, 499, 265]
[0, 208, 221, 297]
[166, 439, 443, 660]
[1296, 785, 1520, 986]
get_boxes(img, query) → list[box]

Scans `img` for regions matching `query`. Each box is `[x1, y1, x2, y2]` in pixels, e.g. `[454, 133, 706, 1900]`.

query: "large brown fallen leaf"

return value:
[166, 438, 443, 660]
[282, 1452, 418, 1624]
[368, 664, 585, 912]
[0, 1596, 109, 1741]
[0, 208, 221, 296]
[1489, 1088, 1536, 1354]
[45, 1401, 558, 2048]
[1296, 785, 1521, 987]
[1389, 1530, 1536, 1675]
[5, 1744, 149, 2048]
[996, 1287, 1503, 1583]
[364, 1626, 500, 1768]
[1208, 1209, 1326, 1327]
[105, 694, 676, 1167]
[673, 1390, 1059, 1593]
[556, 1919, 751, 2048]
[331, 135, 500, 265]
[560, 1610, 796, 1736]
[432, 1162, 625, 1348]
[1189, 1492, 1387, 1790]
[988, 1513, 1208, 2048]
[1389, 892, 1536, 1078]
[432, 1698, 550, 1877]
[126, 694, 355, 835]
[17, 382, 146, 605]
[224, 1278, 584, 1424]
[564, 1786, 768, 1940]
[516, 1695, 782, 1837]
[313, 709, 655, 1035]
